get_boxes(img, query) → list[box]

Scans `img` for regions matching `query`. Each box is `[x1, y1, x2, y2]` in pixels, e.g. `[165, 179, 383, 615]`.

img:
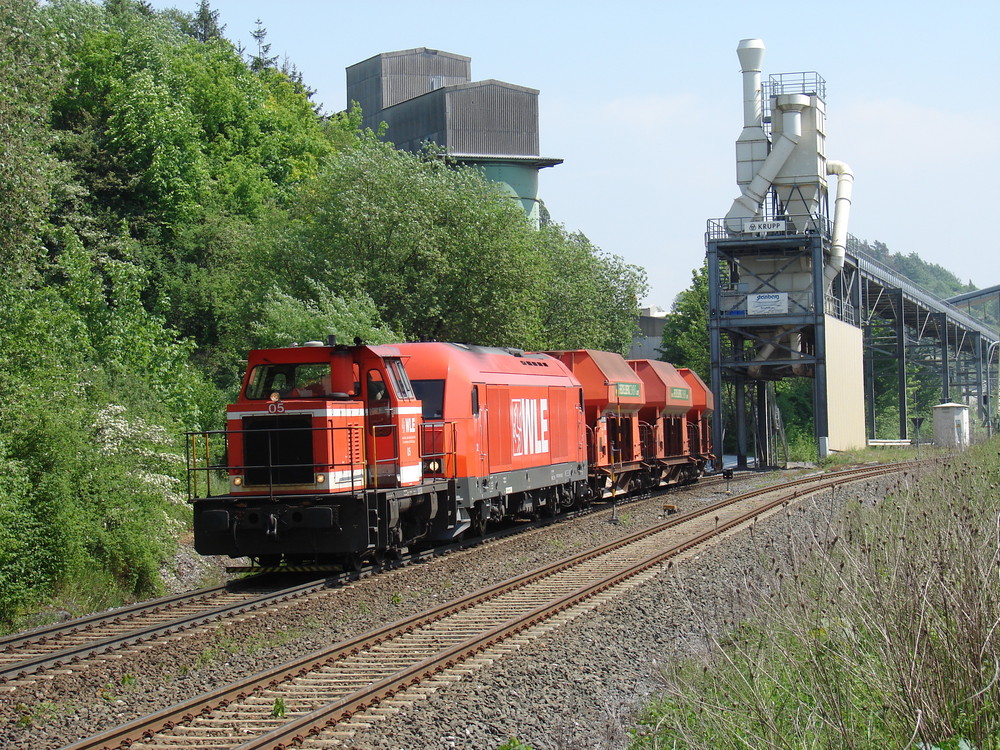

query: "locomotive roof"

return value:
[393, 342, 580, 387]
[246, 343, 403, 363]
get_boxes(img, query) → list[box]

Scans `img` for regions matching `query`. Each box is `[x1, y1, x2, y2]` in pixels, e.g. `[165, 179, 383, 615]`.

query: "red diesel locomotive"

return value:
[187, 339, 714, 567]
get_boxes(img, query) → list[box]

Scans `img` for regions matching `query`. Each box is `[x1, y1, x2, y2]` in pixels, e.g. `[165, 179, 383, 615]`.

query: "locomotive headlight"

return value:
[232, 476, 244, 487]
[424, 459, 441, 473]
[315, 474, 326, 484]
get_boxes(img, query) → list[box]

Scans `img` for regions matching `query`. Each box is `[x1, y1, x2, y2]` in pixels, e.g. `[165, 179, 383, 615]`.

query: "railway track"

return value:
[63, 461, 912, 750]
[0, 578, 332, 686]
[0, 473, 721, 691]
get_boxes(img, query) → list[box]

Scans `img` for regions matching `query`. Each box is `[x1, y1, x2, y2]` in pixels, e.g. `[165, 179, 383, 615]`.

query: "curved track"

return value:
[0, 474, 721, 688]
[63, 462, 913, 750]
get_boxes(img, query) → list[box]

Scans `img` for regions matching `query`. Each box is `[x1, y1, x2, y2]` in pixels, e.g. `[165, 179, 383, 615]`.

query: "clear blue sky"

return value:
[149, 0, 1000, 308]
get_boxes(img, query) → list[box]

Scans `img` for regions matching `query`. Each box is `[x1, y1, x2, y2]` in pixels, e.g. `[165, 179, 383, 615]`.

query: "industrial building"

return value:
[346, 48, 561, 226]
[707, 40, 998, 466]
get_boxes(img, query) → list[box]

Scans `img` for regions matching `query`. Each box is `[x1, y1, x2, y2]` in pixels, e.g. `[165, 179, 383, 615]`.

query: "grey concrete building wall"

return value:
[347, 48, 470, 132]
[446, 81, 539, 156]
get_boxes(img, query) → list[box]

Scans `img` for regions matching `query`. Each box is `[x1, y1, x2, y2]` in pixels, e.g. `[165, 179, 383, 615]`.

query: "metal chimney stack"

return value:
[735, 38, 768, 188]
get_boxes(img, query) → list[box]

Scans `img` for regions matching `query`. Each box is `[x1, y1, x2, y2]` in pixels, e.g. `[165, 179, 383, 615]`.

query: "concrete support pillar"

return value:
[812, 237, 829, 444]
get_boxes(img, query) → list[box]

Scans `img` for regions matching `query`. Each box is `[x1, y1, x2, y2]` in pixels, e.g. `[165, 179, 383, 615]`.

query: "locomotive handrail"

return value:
[186, 425, 366, 499]
[418, 420, 458, 480]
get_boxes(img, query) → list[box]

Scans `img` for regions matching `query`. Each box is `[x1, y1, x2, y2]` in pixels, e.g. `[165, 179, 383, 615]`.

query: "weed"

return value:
[272, 696, 286, 718]
[13, 700, 60, 728]
[637, 439, 1000, 748]
[390, 592, 404, 605]
[194, 646, 220, 667]
[301, 615, 321, 629]
[221, 627, 303, 656]
[498, 738, 533, 750]
[13, 703, 32, 729]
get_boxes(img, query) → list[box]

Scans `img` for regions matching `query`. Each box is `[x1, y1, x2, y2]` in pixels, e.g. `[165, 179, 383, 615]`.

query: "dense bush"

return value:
[0, 277, 192, 626]
[0, 0, 646, 629]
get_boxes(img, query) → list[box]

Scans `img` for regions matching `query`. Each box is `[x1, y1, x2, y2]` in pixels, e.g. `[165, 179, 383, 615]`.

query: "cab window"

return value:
[245, 363, 331, 400]
[366, 369, 389, 404]
[385, 357, 415, 400]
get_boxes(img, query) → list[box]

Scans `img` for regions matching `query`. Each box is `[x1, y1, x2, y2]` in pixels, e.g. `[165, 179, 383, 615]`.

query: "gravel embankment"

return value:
[346, 472, 903, 750]
[0, 469, 901, 750]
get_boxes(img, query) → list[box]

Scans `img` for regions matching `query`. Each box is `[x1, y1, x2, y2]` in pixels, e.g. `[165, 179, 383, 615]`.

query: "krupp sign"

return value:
[747, 292, 788, 315]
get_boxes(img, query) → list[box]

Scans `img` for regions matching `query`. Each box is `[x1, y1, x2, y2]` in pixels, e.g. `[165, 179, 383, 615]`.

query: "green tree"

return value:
[857, 240, 974, 299]
[0, 0, 64, 281]
[658, 261, 710, 379]
[251, 283, 397, 349]
[279, 136, 645, 352]
[284, 136, 545, 346]
[248, 18, 277, 72]
[534, 225, 647, 355]
[189, 0, 225, 42]
[535, 228, 627, 351]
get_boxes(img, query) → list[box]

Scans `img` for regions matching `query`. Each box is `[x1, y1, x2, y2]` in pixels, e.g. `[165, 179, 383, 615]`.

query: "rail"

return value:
[0, 577, 330, 684]
[63, 462, 920, 750]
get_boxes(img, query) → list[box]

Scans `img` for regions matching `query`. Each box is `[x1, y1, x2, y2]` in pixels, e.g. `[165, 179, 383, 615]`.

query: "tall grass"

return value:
[635, 440, 1000, 749]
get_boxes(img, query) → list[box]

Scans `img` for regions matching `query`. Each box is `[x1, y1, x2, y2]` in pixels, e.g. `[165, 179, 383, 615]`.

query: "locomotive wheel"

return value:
[342, 552, 365, 572]
[471, 508, 487, 538]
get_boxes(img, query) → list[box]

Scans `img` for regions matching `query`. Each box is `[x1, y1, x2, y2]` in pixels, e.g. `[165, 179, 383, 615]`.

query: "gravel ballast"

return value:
[0, 470, 904, 750]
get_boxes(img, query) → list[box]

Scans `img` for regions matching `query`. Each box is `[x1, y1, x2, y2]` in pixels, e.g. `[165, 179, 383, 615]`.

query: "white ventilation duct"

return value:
[725, 95, 809, 231]
[825, 159, 854, 277]
[726, 40, 854, 377]
[737, 39, 765, 131]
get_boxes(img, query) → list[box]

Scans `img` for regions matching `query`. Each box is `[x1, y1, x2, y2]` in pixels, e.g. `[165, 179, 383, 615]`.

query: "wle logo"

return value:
[511, 398, 550, 456]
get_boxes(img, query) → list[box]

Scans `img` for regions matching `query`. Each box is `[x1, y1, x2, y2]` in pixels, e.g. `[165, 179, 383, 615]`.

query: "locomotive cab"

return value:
[227, 343, 422, 494]
[187, 342, 449, 568]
